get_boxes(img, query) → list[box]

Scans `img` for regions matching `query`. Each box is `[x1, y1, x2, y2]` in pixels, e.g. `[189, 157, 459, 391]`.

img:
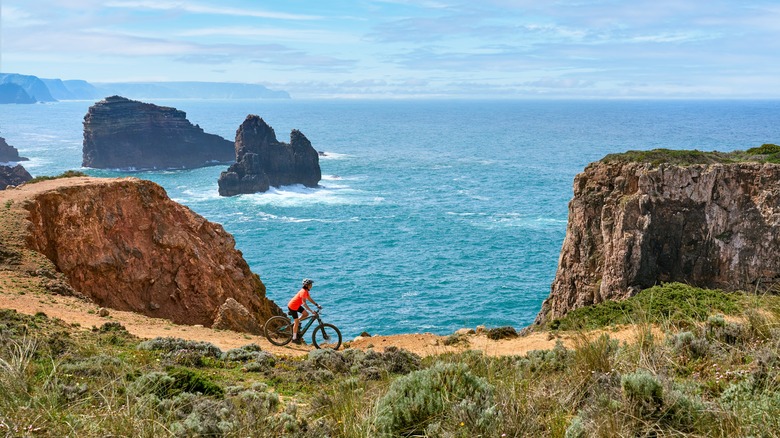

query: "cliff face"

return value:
[82, 96, 234, 170]
[217, 115, 321, 196]
[535, 161, 780, 325]
[18, 177, 283, 331]
[0, 136, 29, 162]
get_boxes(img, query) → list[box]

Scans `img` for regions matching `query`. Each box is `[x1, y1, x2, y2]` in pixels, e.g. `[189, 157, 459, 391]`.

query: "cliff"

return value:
[218, 115, 321, 196]
[0, 83, 36, 104]
[0, 136, 29, 162]
[0, 176, 283, 333]
[82, 96, 234, 170]
[535, 148, 780, 326]
[0, 73, 55, 102]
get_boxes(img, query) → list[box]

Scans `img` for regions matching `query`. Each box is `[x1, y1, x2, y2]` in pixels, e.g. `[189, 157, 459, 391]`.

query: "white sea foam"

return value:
[241, 182, 375, 207]
[318, 152, 351, 160]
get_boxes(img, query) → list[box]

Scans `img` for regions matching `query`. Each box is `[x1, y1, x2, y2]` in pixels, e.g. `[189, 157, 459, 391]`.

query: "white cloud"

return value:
[104, 1, 322, 20]
[1, 5, 47, 27]
[177, 26, 358, 45]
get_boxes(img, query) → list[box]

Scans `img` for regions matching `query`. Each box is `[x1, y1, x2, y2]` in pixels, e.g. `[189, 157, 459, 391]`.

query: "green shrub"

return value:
[746, 143, 780, 154]
[374, 362, 496, 436]
[306, 348, 350, 373]
[621, 370, 664, 417]
[129, 371, 177, 399]
[167, 368, 224, 397]
[518, 341, 573, 373]
[552, 283, 740, 330]
[222, 344, 264, 362]
[486, 326, 518, 340]
[137, 337, 222, 360]
[60, 354, 124, 378]
[720, 378, 780, 435]
[339, 347, 421, 376]
[27, 170, 88, 184]
[564, 416, 586, 438]
[129, 368, 223, 399]
[668, 331, 712, 360]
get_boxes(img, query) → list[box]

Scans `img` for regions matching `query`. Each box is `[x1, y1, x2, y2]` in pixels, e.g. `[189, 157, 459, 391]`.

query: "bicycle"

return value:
[264, 308, 342, 350]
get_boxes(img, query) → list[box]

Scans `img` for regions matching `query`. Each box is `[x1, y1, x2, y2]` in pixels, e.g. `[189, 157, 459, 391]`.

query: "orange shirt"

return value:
[288, 288, 310, 309]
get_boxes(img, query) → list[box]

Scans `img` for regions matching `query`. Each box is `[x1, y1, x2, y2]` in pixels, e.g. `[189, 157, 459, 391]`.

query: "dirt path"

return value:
[0, 285, 650, 358]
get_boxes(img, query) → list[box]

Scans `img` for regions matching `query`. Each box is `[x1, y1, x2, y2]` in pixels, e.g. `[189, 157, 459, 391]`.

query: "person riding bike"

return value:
[287, 278, 321, 344]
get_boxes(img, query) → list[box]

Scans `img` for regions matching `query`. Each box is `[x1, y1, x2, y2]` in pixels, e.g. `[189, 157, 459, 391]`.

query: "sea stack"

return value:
[217, 115, 321, 196]
[82, 96, 234, 170]
[0, 136, 29, 162]
[0, 164, 32, 189]
[534, 149, 780, 326]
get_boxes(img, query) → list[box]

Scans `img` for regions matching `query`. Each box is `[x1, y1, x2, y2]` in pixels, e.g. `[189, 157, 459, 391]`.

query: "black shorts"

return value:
[288, 306, 305, 319]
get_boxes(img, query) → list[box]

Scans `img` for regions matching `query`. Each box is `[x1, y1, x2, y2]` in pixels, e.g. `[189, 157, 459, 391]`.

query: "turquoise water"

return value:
[3, 99, 780, 337]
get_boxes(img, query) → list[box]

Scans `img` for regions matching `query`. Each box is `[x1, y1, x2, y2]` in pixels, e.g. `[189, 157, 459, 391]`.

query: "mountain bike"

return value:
[264, 309, 342, 350]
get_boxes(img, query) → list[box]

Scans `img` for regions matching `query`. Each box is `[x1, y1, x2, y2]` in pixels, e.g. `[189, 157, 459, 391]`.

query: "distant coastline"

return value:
[0, 73, 290, 104]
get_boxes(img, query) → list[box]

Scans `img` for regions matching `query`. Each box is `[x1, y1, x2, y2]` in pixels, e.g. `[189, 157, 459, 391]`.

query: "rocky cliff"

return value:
[3, 176, 283, 332]
[0, 164, 32, 188]
[0, 136, 29, 162]
[535, 149, 780, 326]
[82, 96, 234, 170]
[217, 115, 321, 196]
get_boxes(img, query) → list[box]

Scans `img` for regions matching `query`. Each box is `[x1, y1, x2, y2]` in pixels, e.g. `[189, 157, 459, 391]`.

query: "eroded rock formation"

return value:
[217, 115, 320, 196]
[82, 96, 234, 170]
[535, 159, 780, 326]
[0, 164, 32, 188]
[0, 136, 29, 162]
[16, 176, 282, 331]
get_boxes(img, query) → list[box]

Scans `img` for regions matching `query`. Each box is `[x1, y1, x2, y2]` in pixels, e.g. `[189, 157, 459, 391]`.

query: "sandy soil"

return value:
[0, 284, 651, 358]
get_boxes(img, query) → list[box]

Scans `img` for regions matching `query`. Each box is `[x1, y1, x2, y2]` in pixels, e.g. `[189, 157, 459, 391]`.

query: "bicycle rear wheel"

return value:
[264, 316, 293, 346]
[312, 323, 342, 350]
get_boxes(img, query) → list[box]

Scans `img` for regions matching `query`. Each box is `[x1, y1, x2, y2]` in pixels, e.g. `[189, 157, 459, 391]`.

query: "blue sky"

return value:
[2, 0, 780, 98]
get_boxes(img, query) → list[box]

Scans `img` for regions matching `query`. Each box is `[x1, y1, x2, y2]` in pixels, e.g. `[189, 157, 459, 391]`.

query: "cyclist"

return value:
[287, 278, 321, 344]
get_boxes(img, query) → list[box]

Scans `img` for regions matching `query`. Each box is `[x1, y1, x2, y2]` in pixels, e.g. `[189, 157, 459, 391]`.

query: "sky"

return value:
[2, 0, 780, 99]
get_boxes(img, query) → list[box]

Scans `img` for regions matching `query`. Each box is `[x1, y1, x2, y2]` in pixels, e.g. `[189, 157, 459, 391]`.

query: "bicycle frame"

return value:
[294, 312, 320, 336]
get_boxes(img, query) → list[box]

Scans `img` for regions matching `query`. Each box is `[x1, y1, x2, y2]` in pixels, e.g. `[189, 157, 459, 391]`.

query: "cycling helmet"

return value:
[302, 278, 314, 287]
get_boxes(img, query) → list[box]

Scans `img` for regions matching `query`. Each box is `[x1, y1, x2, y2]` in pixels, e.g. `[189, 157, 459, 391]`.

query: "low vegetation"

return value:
[26, 170, 88, 184]
[602, 143, 780, 166]
[2, 282, 780, 436]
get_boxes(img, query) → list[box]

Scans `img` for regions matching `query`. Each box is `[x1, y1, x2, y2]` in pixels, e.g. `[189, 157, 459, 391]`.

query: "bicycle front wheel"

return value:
[312, 323, 342, 350]
[264, 316, 293, 346]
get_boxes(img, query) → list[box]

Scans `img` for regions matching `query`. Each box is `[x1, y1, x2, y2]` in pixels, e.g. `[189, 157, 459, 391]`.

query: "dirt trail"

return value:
[0, 285, 649, 357]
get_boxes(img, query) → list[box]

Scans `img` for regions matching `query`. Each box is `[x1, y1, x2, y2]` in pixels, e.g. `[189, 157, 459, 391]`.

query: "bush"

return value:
[222, 344, 264, 362]
[129, 368, 223, 399]
[486, 326, 518, 340]
[552, 283, 740, 330]
[60, 354, 124, 378]
[518, 341, 573, 373]
[374, 362, 496, 436]
[621, 370, 664, 417]
[746, 143, 780, 155]
[137, 337, 222, 365]
[27, 170, 88, 184]
[565, 416, 586, 438]
[668, 331, 712, 360]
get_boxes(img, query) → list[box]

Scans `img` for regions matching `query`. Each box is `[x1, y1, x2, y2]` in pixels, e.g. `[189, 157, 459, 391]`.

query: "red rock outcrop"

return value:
[20, 176, 283, 331]
[82, 96, 234, 170]
[534, 160, 780, 326]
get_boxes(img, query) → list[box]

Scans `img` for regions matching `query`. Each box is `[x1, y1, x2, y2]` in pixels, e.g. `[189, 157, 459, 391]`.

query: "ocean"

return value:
[3, 99, 780, 338]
